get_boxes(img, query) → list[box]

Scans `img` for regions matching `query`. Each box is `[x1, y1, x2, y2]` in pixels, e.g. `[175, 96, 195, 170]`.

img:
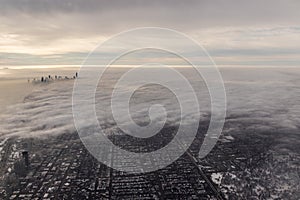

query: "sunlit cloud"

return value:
[0, 0, 299, 66]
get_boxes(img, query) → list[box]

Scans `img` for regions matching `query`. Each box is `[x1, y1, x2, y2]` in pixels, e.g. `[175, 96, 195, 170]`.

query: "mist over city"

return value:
[0, 1, 299, 199]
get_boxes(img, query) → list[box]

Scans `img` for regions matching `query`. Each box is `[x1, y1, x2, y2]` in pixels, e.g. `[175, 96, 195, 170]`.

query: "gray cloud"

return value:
[1, 0, 300, 23]
[1, 0, 300, 36]
[0, 0, 300, 65]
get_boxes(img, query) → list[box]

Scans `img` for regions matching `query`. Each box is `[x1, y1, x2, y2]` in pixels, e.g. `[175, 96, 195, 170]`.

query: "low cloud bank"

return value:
[0, 67, 299, 145]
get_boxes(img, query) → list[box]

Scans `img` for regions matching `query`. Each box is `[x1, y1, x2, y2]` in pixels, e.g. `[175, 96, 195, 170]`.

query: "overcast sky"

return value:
[1, 0, 300, 67]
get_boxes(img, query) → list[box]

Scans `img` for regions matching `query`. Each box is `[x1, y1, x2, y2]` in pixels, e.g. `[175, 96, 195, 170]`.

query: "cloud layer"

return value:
[0, 0, 300, 66]
[0, 67, 299, 142]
